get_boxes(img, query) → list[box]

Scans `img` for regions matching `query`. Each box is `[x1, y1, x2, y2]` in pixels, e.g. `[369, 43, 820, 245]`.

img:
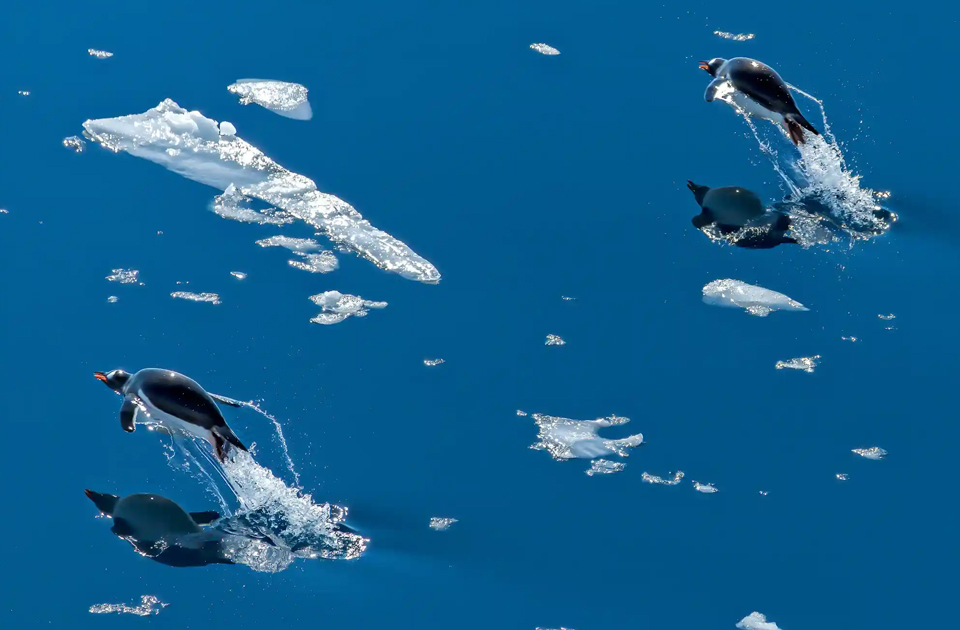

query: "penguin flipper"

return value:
[120, 397, 137, 433]
[785, 113, 820, 145]
[85, 489, 120, 515]
[189, 511, 221, 526]
[212, 427, 248, 462]
[704, 78, 725, 103]
[209, 393, 244, 408]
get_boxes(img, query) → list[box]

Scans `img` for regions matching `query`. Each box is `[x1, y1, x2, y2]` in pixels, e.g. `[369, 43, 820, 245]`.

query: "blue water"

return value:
[2, 1, 958, 628]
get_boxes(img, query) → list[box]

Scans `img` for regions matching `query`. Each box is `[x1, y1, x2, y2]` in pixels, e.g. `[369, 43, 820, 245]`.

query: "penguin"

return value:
[94, 368, 247, 462]
[699, 57, 820, 145]
[687, 180, 797, 249]
[85, 489, 234, 567]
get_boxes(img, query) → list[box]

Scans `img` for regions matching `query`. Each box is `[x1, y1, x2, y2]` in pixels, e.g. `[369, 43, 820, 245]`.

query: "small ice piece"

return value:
[105, 268, 141, 284]
[230, 271, 247, 280]
[736, 612, 782, 630]
[642, 470, 684, 486]
[212, 185, 293, 225]
[775, 355, 820, 373]
[530, 43, 560, 55]
[759, 490, 769, 496]
[429, 517, 458, 531]
[852, 446, 887, 460]
[256, 235, 321, 252]
[545, 334, 566, 346]
[227, 79, 313, 120]
[0, 209, 7, 214]
[536, 627, 575, 630]
[288, 251, 339, 273]
[171, 291, 221, 305]
[714, 31, 755, 41]
[18, 90, 30, 96]
[88, 48, 114, 59]
[561, 296, 576, 301]
[89, 595, 167, 617]
[702, 279, 808, 317]
[517, 410, 528, 416]
[836, 473, 850, 481]
[531, 413, 643, 460]
[219, 121, 237, 137]
[107, 296, 119, 303]
[585, 459, 625, 476]
[693, 481, 718, 493]
[878, 314, 896, 320]
[309, 291, 387, 325]
[841, 336, 858, 342]
[62, 136, 86, 152]
[423, 359, 445, 367]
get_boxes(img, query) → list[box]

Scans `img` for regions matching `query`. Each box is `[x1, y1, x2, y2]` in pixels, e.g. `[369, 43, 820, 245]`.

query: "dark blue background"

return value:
[1, 1, 957, 628]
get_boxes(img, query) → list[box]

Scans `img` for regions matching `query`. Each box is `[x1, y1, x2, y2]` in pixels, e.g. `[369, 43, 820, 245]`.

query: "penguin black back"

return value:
[131, 369, 227, 430]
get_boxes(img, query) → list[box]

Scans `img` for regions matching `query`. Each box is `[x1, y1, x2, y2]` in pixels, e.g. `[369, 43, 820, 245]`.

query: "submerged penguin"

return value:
[687, 180, 797, 249]
[85, 489, 233, 567]
[94, 368, 247, 462]
[699, 57, 819, 145]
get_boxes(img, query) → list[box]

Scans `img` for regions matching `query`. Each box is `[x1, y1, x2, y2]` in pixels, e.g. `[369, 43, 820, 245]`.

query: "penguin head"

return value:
[94, 369, 131, 392]
[698, 58, 725, 77]
[687, 180, 710, 206]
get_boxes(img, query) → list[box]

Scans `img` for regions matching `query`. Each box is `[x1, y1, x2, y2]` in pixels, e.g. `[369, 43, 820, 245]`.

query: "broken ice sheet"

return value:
[714, 31, 755, 41]
[227, 79, 312, 120]
[256, 235, 321, 252]
[775, 355, 820, 373]
[62, 136, 86, 152]
[545, 334, 566, 346]
[82, 100, 439, 283]
[693, 481, 718, 493]
[585, 459, 625, 476]
[309, 291, 386, 325]
[852, 446, 887, 460]
[171, 291, 221, 305]
[213, 185, 293, 225]
[642, 470, 684, 486]
[530, 413, 642, 460]
[89, 595, 167, 617]
[88, 48, 113, 59]
[105, 268, 141, 284]
[288, 251, 338, 273]
[423, 359, 445, 367]
[703, 279, 808, 317]
[429, 517, 458, 531]
[736, 612, 782, 630]
[530, 43, 560, 55]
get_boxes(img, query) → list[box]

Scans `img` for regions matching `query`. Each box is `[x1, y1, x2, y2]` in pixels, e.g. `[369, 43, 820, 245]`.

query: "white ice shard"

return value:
[852, 446, 887, 460]
[530, 43, 560, 55]
[62, 135, 86, 152]
[775, 355, 820, 373]
[545, 334, 566, 346]
[736, 612, 782, 630]
[89, 595, 167, 617]
[702, 279, 808, 316]
[309, 291, 387, 325]
[642, 470, 684, 486]
[585, 459, 625, 476]
[171, 291, 221, 304]
[531, 413, 643, 460]
[429, 517, 458, 531]
[88, 48, 114, 59]
[423, 358, 445, 367]
[693, 481, 718, 493]
[227, 79, 312, 120]
[107, 295, 119, 303]
[516, 410, 528, 416]
[82, 100, 439, 283]
[714, 31, 755, 41]
[230, 271, 247, 279]
[106, 268, 141, 284]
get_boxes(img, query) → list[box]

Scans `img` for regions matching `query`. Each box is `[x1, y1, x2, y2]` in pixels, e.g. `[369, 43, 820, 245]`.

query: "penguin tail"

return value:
[785, 113, 820, 145]
[212, 427, 248, 462]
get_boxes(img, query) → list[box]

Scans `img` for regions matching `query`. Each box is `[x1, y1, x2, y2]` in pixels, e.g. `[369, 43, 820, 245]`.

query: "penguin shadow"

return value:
[685, 180, 797, 249]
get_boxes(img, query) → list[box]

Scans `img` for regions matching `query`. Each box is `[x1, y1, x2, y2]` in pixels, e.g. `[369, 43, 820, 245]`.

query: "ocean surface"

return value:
[2, 1, 958, 628]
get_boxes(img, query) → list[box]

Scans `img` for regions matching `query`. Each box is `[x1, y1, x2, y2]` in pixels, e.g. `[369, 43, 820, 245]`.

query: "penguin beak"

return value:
[94, 372, 108, 383]
[698, 61, 710, 71]
[686, 180, 697, 191]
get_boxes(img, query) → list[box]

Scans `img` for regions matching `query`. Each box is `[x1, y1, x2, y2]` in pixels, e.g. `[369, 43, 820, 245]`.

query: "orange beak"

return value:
[698, 61, 710, 71]
[94, 372, 108, 382]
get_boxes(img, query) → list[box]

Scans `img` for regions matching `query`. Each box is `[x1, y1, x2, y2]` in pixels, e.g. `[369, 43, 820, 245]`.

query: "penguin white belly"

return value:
[730, 91, 785, 127]
[137, 392, 213, 443]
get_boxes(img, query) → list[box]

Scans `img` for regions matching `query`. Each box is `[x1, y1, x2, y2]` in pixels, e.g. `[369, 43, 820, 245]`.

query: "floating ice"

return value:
[759, 490, 769, 496]
[536, 627, 575, 630]
[0, 209, 7, 214]
[429, 517, 458, 531]
[424, 358, 445, 367]
[256, 235, 321, 252]
[105, 268, 141, 284]
[88, 48, 113, 59]
[62, 135, 86, 153]
[562, 296, 576, 301]
[842, 336, 858, 342]
[545, 334, 566, 346]
[107, 296, 119, 303]
[212, 185, 293, 225]
[775, 356, 820, 373]
[89, 595, 167, 617]
[171, 291, 221, 305]
[531, 413, 643, 460]
[693, 481, 718, 493]
[18, 90, 30, 96]
[878, 314, 896, 320]
[309, 291, 387, 325]
[836, 473, 850, 481]
[82, 100, 439, 283]
[288, 251, 339, 273]
[714, 31, 755, 41]
[736, 612, 782, 630]
[852, 446, 887, 460]
[530, 43, 560, 55]
[702, 279, 808, 317]
[231, 271, 247, 280]
[585, 459, 625, 476]
[219, 121, 237, 137]
[227, 79, 312, 120]
[516, 410, 528, 417]
[642, 470, 684, 486]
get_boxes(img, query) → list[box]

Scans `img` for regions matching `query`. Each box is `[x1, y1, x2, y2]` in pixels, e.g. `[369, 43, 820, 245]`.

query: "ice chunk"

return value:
[82, 100, 439, 283]
[212, 185, 293, 225]
[585, 459, 625, 476]
[530, 43, 560, 55]
[0, 209, 7, 214]
[714, 31, 755, 41]
[429, 517, 458, 531]
[836, 473, 849, 481]
[171, 291, 221, 305]
[88, 48, 113, 59]
[423, 358, 445, 367]
[230, 271, 247, 280]
[703, 279, 808, 316]
[878, 314, 896, 320]
[107, 296, 119, 303]
[759, 490, 769, 496]
[841, 336, 858, 342]
[227, 79, 312, 121]
[18, 90, 30, 96]
[736, 612, 782, 630]
[562, 296, 576, 301]
[219, 121, 237, 137]
[309, 291, 386, 325]
[642, 470, 684, 486]
[852, 446, 887, 460]
[545, 334, 566, 346]
[775, 355, 820, 373]
[531, 413, 643, 460]
[288, 251, 339, 273]
[516, 410, 528, 416]
[256, 235, 321, 252]
[105, 268, 141, 284]
[62, 136, 86, 153]
[693, 481, 718, 493]
[89, 595, 167, 617]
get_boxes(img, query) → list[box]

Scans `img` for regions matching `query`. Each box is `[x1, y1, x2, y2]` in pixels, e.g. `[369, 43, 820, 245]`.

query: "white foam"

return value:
[62, 136, 86, 153]
[429, 517, 458, 531]
[88, 48, 114, 59]
[693, 481, 718, 493]
[105, 268, 142, 284]
[309, 291, 386, 325]
[171, 291, 221, 305]
[703, 279, 808, 317]
[89, 595, 167, 617]
[227, 79, 313, 120]
[530, 413, 643, 460]
[737, 612, 782, 630]
[642, 470, 684, 486]
[852, 446, 887, 460]
[530, 43, 560, 55]
[775, 356, 820, 373]
[545, 334, 566, 346]
[82, 100, 440, 283]
[585, 459, 625, 476]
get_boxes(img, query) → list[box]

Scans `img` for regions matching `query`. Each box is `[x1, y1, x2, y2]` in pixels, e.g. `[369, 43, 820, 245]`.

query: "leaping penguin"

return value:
[700, 57, 820, 145]
[94, 368, 248, 462]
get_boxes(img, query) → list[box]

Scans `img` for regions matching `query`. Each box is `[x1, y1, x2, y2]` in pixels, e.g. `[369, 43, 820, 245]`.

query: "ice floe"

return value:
[530, 43, 560, 55]
[530, 413, 643, 460]
[836, 473, 849, 481]
[585, 459, 625, 476]
[429, 517, 458, 531]
[642, 470, 684, 486]
[714, 31, 755, 41]
[702, 279, 808, 317]
[852, 446, 887, 460]
[62, 135, 86, 152]
[545, 334, 566, 346]
[89, 595, 167, 617]
[736, 612, 782, 630]
[213, 185, 293, 225]
[105, 268, 142, 284]
[289, 251, 339, 273]
[227, 79, 312, 120]
[82, 100, 439, 283]
[309, 291, 387, 325]
[424, 358, 445, 367]
[107, 296, 119, 303]
[516, 410, 528, 417]
[693, 481, 718, 493]
[775, 356, 820, 373]
[88, 48, 113, 59]
[230, 271, 247, 279]
[256, 235, 320, 252]
[171, 291, 221, 305]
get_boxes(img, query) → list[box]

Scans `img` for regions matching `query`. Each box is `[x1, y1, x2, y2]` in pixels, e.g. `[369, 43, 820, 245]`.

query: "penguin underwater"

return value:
[699, 57, 820, 145]
[94, 368, 248, 462]
[687, 180, 797, 249]
[85, 489, 233, 567]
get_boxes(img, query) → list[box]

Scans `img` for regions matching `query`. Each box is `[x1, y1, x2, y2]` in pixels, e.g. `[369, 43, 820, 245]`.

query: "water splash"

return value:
[89, 595, 167, 616]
